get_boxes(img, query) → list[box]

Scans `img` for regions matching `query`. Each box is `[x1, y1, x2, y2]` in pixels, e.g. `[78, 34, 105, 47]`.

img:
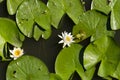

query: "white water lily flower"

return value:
[58, 31, 74, 48]
[9, 47, 24, 60]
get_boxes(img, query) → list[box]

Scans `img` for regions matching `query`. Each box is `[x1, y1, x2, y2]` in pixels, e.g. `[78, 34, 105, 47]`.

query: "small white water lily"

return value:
[58, 31, 74, 48]
[9, 47, 24, 60]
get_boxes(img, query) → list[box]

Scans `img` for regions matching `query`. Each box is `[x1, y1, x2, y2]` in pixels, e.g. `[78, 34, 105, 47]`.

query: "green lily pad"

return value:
[7, 0, 24, 15]
[0, 18, 24, 47]
[16, 0, 51, 39]
[63, 0, 84, 24]
[91, 0, 111, 14]
[50, 73, 62, 80]
[110, 0, 120, 30]
[72, 10, 114, 42]
[0, 18, 24, 61]
[112, 61, 120, 79]
[47, 0, 84, 28]
[47, 0, 65, 28]
[84, 36, 120, 79]
[6, 55, 49, 80]
[0, 35, 6, 60]
[33, 25, 43, 41]
[55, 44, 94, 80]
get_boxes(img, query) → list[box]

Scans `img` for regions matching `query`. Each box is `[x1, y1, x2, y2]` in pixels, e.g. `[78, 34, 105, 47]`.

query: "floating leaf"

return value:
[91, 0, 111, 14]
[98, 39, 120, 79]
[50, 73, 62, 80]
[55, 44, 94, 80]
[47, 0, 84, 28]
[110, 0, 120, 30]
[16, 0, 51, 39]
[6, 55, 49, 80]
[72, 10, 114, 42]
[47, 0, 65, 28]
[7, 0, 24, 15]
[33, 25, 43, 41]
[0, 35, 6, 60]
[63, 0, 84, 24]
[112, 61, 120, 79]
[84, 36, 120, 79]
[0, 18, 24, 61]
[0, 18, 24, 47]
[42, 27, 51, 39]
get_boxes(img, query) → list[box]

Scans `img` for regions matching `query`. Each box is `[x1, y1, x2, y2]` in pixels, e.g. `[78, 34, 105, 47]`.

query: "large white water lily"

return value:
[9, 47, 24, 60]
[58, 31, 74, 48]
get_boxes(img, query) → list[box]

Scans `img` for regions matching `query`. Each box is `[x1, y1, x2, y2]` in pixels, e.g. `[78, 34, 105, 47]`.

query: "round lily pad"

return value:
[6, 55, 49, 80]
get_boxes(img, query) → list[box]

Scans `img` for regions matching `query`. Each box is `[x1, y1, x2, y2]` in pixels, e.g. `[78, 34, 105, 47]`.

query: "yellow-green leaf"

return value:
[91, 0, 111, 14]
[7, 0, 24, 15]
[110, 0, 120, 30]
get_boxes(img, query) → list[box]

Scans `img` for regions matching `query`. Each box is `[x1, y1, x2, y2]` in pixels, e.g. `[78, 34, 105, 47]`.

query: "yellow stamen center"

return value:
[66, 36, 71, 42]
[14, 50, 21, 56]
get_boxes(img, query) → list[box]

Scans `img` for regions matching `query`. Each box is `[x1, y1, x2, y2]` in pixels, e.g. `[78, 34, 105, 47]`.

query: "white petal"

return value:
[64, 32, 67, 36]
[67, 43, 70, 47]
[63, 43, 67, 48]
[62, 32, 65, 37]
[13, 47, 17, 50]
[72, 40, 75, 42]
[58, 35, 63, 39]
[21, 49, 24, 53]
[20, 52, 24, 56]
[10, 55, 14, 57]
[9, 50, 13, 54]
[68, 32, 71, 35]
[58, 31, 75, 48]
[58, 40, 64, 44]
[14, 57, 17, 60]
[9, 47, 24, 60]
[64, 31, 67, 34]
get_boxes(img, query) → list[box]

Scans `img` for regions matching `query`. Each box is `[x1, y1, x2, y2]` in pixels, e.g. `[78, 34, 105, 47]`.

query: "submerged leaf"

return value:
[6, 55, 49, 80]
[16, 0, 51, 39]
